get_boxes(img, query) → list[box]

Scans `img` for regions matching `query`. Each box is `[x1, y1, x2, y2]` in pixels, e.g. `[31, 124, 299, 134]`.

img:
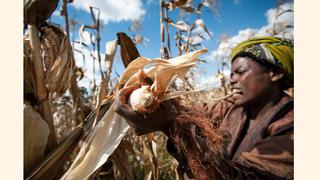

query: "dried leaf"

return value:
[181, 6, 195, 13]
[24, 0, 59, 25]
[151, 141, 157, 159]
[195, 19, 212, 39]
[119, 139, 135, 155]
[104, 40, 118, 72]
[115, 57, 167, 90]
[24, 38, 37, 97]
[171, 0, 189, 8]
[117, 32, 140, 67]
[74, 67, 84, 80]
[43, 24, 75, 94]
[61, 104, 130, 180]
[169, 20, 191, 31]
[78, 25, 88, 47]
[110, 141, 134, 180]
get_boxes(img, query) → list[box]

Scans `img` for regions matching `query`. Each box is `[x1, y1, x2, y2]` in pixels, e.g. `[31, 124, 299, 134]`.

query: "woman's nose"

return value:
[230, 73, 239, 85]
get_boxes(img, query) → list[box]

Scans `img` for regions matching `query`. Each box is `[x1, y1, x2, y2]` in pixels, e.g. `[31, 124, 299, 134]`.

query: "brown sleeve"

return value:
[236, 133, 293, 179]
[235, 111, 294, 179]
[166, 101, 293, 180]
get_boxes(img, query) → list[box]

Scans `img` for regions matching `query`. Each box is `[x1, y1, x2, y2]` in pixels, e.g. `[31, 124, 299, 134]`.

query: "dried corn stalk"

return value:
[24, 23, 75, 95]
[61, 49, 207, 179]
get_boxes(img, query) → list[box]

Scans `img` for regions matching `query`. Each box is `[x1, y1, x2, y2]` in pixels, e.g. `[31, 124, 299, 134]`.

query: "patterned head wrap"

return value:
[230, 36, 293, 87]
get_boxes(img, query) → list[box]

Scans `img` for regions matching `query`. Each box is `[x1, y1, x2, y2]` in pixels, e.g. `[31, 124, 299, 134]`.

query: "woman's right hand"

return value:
[114, 83, 175, 136]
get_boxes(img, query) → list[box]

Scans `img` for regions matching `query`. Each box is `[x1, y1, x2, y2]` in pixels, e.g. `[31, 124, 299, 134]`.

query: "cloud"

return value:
[145, 0, 157, 5]
[71, 0, 146, 24]
[206, 3, 293, 64]
[194, 69, 231, 89]
[233, 0, 241, 5]
[197, 3, 293, 88]
[205, 28, 257, 63]
[73, 30, 107, 89]
[257, 3, 293, 39]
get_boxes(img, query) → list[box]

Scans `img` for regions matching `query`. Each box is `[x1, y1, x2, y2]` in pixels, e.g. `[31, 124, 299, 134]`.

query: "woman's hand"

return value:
[114, 83, 174, 136]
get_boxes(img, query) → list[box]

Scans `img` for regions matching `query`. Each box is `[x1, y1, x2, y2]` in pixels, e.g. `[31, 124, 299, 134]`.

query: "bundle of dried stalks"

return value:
[24, 22, 76, 175]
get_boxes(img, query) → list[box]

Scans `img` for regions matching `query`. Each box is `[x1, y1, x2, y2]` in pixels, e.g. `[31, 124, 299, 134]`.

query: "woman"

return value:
[114, 37, 293, 180]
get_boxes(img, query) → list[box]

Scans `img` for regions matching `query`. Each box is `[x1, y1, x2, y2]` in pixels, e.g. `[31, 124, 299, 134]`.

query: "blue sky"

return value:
[50, 0, 293, 89]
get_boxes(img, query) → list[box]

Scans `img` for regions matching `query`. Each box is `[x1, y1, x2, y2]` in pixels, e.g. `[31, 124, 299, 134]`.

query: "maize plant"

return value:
[24, 22, 75, 175]
[61, 48, 208, 179]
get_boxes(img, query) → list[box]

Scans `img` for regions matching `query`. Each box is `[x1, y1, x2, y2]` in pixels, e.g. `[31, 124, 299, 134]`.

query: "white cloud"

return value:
[194, 68, 231, 89]
[71, 0, 146, 24]
[145, 0, 157, 5]
[233, 0, 241, 5]
[73, 30, 107, 89]
[197, 3, 293, 88]
[257, 3, 294, 39]
[205, 28, 257, 64]
[196, 74, 220, 89]
[206, 3, 293, 64]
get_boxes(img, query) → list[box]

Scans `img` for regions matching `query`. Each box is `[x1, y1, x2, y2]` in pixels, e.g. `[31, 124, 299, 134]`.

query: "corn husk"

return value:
[24, 38, 37, 97]
[117, 32, 141, 67]
[61, 103, 129, 179]
[24, 103, 50, 173]
[24, 0, 59, 25]
[104, 40, 118, 71]
[26, 127, 83, 180]
[61, 49, 207, 179]
[40, 25, 75, 94]
[24, 24, 75, 95]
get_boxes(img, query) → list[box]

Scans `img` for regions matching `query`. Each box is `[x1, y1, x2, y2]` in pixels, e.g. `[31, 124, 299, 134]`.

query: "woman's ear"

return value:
[269, 69, 284, 82]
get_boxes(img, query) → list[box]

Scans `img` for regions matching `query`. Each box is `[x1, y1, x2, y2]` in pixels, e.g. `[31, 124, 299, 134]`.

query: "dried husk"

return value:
[125, 49, 208, 111]
[24, 0, 59, 25]
[109, 140, 135, 180]
[24, 38, 37, 98]
[26, 127, 83, 180]
[24, 24, 75, 96]
[40, 24, 75, 94]
[117, 32, 140, 67]
[104, 39, 118, 71]
[61, 103, 129, 179]
[24, 103, 50, 174]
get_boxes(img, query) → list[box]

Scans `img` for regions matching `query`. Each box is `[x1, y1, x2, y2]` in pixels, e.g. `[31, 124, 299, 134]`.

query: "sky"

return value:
[50, 0, 293, 90]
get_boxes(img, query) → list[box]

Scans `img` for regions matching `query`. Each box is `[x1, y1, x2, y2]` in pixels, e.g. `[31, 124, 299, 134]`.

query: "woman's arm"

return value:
[166, 105, 293, 180]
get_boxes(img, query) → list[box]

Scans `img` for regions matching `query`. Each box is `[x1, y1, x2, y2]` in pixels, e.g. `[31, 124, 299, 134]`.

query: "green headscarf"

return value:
[230, 36, 293, 87]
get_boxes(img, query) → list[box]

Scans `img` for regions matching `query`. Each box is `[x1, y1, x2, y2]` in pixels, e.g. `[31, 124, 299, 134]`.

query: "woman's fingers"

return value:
[114, 103, 145, 125]
[114, 86, 146, 128]
[116, 83, 141, 105]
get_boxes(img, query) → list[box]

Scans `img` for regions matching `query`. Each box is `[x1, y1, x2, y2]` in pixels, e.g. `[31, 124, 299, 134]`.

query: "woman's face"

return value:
[230, 56, 273, 106]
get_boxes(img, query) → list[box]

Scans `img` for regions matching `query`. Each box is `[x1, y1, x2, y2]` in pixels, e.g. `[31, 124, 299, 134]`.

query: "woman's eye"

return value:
[237, 70, 246, 74]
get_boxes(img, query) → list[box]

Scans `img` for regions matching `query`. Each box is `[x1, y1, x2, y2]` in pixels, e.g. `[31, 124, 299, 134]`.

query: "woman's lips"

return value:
[231, 89, 243, 98]
[232, 89, 243, 94]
